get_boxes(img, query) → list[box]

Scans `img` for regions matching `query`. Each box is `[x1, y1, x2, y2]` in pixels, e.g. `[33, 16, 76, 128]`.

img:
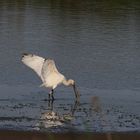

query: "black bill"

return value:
[73, 84, 80, 101]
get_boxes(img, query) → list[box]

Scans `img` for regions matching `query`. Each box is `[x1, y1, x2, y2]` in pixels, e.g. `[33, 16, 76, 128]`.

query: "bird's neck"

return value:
[62, 79, 72, 86]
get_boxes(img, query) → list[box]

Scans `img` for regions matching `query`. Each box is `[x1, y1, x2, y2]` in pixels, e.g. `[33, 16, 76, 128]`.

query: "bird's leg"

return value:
[51, 89, 55, 101]
[48, 91, 51, 101]
[48, 89, 54, 101]
[48, 98, 54, 110]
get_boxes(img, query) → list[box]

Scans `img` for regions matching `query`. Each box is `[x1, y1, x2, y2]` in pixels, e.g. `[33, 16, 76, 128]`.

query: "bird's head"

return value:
[22, 53, 37, 62]
[22, 53, 35, 64]
[67, 79, 75, 86]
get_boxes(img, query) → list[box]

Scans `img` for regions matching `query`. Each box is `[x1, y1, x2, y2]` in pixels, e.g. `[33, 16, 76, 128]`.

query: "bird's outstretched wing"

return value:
[42, 59, 58, 73]
[41, 59, 59, 80]
[22, 53, 45, 80]
[41, 59, 64, 87]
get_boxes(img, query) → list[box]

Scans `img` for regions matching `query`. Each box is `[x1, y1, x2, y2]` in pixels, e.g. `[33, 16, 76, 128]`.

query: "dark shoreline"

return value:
[0, 130, 139, 140]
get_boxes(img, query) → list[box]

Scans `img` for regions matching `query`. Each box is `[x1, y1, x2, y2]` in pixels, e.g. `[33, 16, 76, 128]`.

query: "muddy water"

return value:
[0, 0, 140, 132]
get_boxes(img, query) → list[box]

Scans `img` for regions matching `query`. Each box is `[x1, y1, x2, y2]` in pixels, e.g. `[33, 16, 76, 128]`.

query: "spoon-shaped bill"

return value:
[73, 84, 80, 101]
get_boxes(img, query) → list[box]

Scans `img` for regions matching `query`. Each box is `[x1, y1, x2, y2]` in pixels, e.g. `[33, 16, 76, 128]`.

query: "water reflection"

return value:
[0, 87, 139, 132]
[36, 100, 79, 131]
[35, 96, 110, 132]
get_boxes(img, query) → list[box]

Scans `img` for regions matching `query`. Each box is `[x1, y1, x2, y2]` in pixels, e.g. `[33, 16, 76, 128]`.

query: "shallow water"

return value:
[0, 85, 139, 132]
[0, 0, 140, 132]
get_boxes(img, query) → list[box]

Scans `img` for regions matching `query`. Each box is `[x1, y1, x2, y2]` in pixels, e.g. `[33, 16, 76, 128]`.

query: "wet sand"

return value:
[0, 130, 139, 140]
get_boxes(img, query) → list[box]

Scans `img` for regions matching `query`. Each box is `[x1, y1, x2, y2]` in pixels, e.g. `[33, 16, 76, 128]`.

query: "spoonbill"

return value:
[21, 53, 80, 101]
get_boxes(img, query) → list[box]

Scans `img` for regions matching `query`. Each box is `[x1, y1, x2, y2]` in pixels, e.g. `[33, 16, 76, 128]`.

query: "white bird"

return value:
[21, 53, 80, 101]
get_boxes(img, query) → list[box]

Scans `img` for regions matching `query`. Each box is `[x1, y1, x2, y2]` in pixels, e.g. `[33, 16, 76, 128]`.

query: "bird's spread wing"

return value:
[41, 59, 65, 87]
[41, 59, 58, 80]
[43, 59, 58, 72]
[22, 54, 45, 80]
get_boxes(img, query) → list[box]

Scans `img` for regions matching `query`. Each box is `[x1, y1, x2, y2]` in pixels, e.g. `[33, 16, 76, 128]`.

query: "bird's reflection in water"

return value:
[36, 100, 79, 130]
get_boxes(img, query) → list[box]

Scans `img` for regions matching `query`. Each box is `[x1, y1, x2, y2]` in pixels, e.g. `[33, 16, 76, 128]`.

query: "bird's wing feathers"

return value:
[22, 54, 45, 80]
[22, 55, 65, 87]
[42, 59, 58, 73]
[41, 59, 58, 80]
[41, 59, 65, 86]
